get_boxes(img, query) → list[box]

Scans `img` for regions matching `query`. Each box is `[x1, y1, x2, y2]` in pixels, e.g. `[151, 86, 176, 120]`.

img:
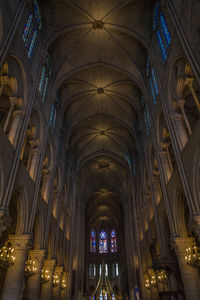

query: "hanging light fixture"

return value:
[24, 255, 37, 277]
[156, 268, 168, 284]
[185, 242, 200, 268]
[0, 241, 15, 268]
[144, 268, 157, 289]
[41, 267, 50, 284]
[61, 278, 67, 289]
[53, 274, 60, 287]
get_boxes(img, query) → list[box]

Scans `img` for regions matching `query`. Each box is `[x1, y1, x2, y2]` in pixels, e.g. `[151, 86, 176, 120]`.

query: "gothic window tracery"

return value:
[39, 54, 51, 103]
[22, 0, 41, 60]
[99, 230, 108, 254]
[147, 58, 158, 104]
[153, 2, 171, 63]
[90, 228, 96, 253]
[110, 230, 117, 253]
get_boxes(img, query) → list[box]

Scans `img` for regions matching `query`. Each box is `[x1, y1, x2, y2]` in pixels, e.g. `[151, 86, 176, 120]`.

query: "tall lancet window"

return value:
[39, 54, 51, 103]
[110, 230, 117, 253]
[22, 0, 41, 60]
[153, 2, 172, 63]
[90, 228, 96, 253]
[99, 230, 108, 254]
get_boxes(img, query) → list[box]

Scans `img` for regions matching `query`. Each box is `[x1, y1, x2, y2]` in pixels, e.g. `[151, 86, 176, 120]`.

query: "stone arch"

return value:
[21, 110, 42, 180]
[40, 143, 52, 202]
[173, 189, 190, 238]
[7, 189, 29, 236]
[157, 113, 175, 183]
[0, 56, 27, 147]
[33, 210, 45, 249]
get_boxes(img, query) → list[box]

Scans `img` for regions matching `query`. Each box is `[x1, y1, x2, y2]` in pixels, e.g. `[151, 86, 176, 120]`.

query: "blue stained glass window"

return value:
[111, 230, 117, 253]
[147, 58, 158, 104]
[90, 228, 96, 253]
[153, 2, 160, 31]
[156, 30, 167, 62]
[160, 12, 171, 48]
[144, 104, 151, 135]
[99, 230, 108, 253]
[22, 0, 41, 60]
[151, 69, 158, 97]
[39, 54, 51, 103]
[153, 4, 171, 63]
[28, 29, 38, 59]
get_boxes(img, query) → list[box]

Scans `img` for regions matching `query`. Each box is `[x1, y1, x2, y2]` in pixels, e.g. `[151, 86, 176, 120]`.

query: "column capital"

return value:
[172, 237, 195, 251]
[55, 265, 63, 274]
[8, 234, 30, 250]
[29, 249, 46, 261]
[43, 259, 56, 271]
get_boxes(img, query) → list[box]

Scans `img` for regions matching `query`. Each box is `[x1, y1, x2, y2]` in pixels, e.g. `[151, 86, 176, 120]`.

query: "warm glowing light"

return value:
[25, 255, 37, 277]
[0, 242, 15, 268]
[41, 267, 50, 284]
[185, 243, 200, 268]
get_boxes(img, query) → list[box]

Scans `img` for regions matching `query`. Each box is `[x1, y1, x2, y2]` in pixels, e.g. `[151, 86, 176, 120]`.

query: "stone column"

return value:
[40, 259, 56, 300]
[173, 237, 200, 300]
[52, 266, 63, 300]
[1, 234, 30, 300]
[25, 249, 45, 300]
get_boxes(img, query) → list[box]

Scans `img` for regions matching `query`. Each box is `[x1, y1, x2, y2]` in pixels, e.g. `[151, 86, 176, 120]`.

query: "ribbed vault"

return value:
[39, 0, 155, 227]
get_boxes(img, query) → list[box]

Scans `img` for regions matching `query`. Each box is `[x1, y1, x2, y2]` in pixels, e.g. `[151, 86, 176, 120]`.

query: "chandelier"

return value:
[53, 274, 60, 287]
[24, 255, 37, 277]
[156, 269, 168, 284]
[185, 243, 200, 268]
[41, 267, 50, 284]
[145, 267, 168, 289]
[61, 278, 67, 289]
[0, 241, 16, 269]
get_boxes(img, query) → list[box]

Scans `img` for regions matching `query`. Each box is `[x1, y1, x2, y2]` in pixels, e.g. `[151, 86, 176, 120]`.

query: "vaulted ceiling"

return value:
[40, 0, 155, 229]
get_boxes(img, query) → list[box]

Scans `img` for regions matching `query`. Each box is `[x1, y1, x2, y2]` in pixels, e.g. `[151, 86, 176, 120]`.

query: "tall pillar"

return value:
[40, 259, 56, 300]
[25, 249, 45, 300]
[173, 237, 200, 300]
[1, 234, 30, 300]
[52, 266, 63, 300]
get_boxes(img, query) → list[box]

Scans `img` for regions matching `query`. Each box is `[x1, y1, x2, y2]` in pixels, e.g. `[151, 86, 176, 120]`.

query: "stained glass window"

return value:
[105, 264, 108, 277]
[153, 2, 160, 31]
[90, 228, 96, 253]
[99, 265, 102, 276]
[89, 264, 96, 278]
[99, 230, 108, 254]
[50, 101, 57, 132]
[111, 230, 117, 253]
[22, 0, 41, 60]
[112, 294, 115, 300]
[100, 290, 107, 300]
[147, 59, 158, 104]
[39, 54, 51, 103]
[144, 104, 151, 135]
[153, 3, 171, 63]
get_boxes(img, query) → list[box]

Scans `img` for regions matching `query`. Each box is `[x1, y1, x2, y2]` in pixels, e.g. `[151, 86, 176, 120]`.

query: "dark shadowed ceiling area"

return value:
[39, 0, 155, 229]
